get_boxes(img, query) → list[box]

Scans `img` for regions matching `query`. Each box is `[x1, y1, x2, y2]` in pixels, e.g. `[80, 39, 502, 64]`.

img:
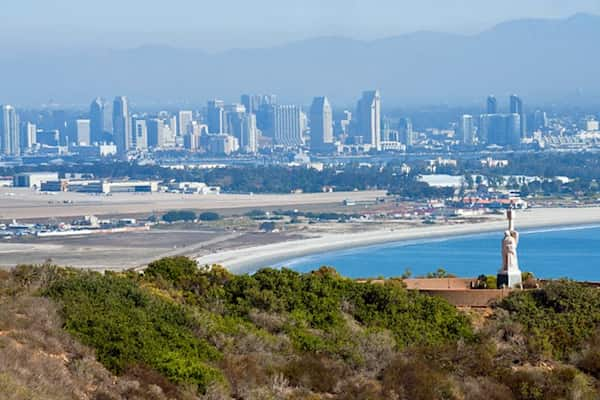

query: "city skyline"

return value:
[2, 89, 597, 158]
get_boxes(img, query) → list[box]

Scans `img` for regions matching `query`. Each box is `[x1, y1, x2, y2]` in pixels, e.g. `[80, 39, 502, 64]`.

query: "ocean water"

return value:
[281, 225, 600, 281]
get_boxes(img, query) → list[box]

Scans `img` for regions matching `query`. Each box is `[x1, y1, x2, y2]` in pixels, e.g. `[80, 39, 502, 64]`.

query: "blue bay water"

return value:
[281, 226, 600, 281]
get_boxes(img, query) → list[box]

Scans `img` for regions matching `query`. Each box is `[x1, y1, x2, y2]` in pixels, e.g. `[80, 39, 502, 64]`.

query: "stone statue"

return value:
[497, 209, 523, 289]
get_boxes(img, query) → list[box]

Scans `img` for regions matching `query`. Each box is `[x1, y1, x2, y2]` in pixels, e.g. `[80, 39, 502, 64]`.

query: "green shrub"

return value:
[44, 271, 223, 393]
[198, 212, 220, 221]
[162, 210, 196, 223]
[497, 280, 600, 359]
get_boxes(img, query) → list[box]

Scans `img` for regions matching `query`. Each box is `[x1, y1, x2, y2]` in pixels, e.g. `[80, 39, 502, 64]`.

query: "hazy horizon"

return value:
[2, 1, 600, 51]
[2, 2, 600, 107]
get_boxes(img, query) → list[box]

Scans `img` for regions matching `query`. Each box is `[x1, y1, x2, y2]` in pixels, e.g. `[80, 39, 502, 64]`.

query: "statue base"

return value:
[497, 271, 522, 289]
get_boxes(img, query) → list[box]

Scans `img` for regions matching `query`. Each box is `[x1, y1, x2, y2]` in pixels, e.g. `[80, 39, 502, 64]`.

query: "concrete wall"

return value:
[419, 289, 511, 308]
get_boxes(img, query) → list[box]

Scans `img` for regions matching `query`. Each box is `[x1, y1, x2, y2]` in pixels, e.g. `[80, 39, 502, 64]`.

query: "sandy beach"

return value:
[195, 207, 600, 273]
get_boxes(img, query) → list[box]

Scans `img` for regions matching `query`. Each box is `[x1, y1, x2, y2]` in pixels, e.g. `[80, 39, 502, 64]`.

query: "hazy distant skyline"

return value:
[2, 0, 600, 50]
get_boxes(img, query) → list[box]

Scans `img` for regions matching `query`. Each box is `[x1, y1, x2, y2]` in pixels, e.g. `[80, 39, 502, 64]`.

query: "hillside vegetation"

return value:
[1, 257, 600, 399]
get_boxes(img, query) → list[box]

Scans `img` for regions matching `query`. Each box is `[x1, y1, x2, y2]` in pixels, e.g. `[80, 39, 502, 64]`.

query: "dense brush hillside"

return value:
[1, 257, 600, 399]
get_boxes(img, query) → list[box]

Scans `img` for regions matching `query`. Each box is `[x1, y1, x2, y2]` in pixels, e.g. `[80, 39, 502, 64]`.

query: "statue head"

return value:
[504, 230, 511, 237]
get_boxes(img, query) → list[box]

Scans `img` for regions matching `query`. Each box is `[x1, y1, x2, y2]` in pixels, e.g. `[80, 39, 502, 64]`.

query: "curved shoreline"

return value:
[196, 207, 600, 273]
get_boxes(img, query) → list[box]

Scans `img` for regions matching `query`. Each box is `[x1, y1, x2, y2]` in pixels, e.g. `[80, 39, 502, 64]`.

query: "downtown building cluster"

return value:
[0, 90, 386, 158]
[2, 91, 591, 159]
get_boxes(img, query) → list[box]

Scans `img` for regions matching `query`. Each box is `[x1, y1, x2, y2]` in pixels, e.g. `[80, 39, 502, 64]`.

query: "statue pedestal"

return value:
[497, 271, 522, 289]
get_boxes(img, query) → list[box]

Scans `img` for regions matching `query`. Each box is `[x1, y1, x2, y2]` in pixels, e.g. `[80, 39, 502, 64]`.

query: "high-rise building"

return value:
[20, 122, 37, 151]
[355, 90, 381, 151]
[533, 110, 548, 131]
[224, 104, 246, 136]
[480, 114, 520, 146]
[459, 115, 475, 145]
[52, 110, 69, 145]
[336, 110, 352, 137]
[132, 118, 148, 150]
[309, 96, 333, 152]
[147, 119, 164, 148]
[184, 132, 201, 151]
[487, 95, 498, 114]
[0, 105, 19, 155]
[177, 111, 193, 136]
[90, 98, 107, 144]
[509, 94, 522, 114]
[272, 105, 303, 146]
[207, 100, 225, 134]
[208, 134, 239, 155]
[74, 119, 91, 145]
[112, 96, 131, 153]
[398, 117, 413, 147]
[240, 113, 258, 153]
[253, 95, 278, 134]
[509, 94, 527, 138]
[241, 94, 262, 115]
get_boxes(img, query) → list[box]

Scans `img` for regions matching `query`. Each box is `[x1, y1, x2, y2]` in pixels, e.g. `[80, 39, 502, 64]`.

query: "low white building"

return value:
[13, 172, 59, 188]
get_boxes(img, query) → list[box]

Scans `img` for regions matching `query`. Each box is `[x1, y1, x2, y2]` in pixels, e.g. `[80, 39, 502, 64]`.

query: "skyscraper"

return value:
[224, 104, 246, 135]
[74, 119, 91, 145]
[20, 122, 37, 151]
[90, 98, 106, 144]
[533, 110, 548, 131]
[272, 105, 303, 146]
[132, 118, 148, 150]
[480, 114, 520, 147]
[112, 96, 131, 153]
[459, 115, 475, 145]
[487, 95, 498, 114]
[0, 105, 19, 155]
[207, 100, 225, 134]
[147, 118, 164, 148]
[509, 94, 523, 114]
[509, 94, 527, 138]
[398, 117, 413, 147]
[241, 94, 261, 115]
[177, 110, 193, 136]
[309, 96, 333, 152]
[355, 90, 381, 151]
[240, 113, 258, 153]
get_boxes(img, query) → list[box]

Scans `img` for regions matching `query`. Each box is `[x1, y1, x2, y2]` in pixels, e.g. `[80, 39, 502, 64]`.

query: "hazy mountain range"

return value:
[1, 13, 599, 107]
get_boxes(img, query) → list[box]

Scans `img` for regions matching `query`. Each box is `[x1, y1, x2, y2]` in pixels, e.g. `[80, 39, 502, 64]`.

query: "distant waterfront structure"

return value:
[398, 117, 413, 147]
[177, 110, 193, 136]
[355, 90, 382, 151]
[272, 105, 303, 146]
[112, 96, 131, 153]
[309, 96, 333, 152]
[90, 98, 107, 144]
[459, 114, 475, 145]
[207, 100, 225, 134]
[0, 105, 19, 156]
[486, 95, 498, 114]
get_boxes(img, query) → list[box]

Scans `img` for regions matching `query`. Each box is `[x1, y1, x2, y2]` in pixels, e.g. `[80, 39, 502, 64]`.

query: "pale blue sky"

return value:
[2, 0, 600, 50]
